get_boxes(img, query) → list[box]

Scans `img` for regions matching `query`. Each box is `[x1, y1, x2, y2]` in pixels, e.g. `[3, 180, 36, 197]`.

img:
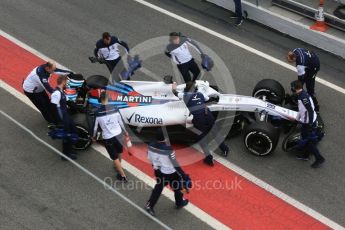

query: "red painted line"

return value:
[0, 35, 330, 230]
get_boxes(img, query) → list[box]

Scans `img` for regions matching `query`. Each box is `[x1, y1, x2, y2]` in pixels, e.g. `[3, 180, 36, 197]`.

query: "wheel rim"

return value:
[283, 133, 302, 152]
[245, 131, 273, 156]
[73, 125, 91, 150]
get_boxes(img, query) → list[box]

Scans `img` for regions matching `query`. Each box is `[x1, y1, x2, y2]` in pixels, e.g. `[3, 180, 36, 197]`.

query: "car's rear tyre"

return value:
[72, 124, 92, 150]
[253, 79, 285, 105]
[244, 122, 280, 156]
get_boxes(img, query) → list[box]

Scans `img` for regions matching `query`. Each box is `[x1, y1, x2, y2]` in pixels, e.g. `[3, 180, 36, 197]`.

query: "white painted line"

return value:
[0, 109, 172, 230]
[0, 28, 343, 229]
[133, 0, 345, 95]
[0, 80, 229, 230]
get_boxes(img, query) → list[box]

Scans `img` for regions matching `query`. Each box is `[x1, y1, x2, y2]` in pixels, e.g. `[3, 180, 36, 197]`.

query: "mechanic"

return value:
[175, 81, 229, 166]
[145, 128, 190, 217]
[165, 32, 204, 83]
[50, 75, 77, 161]
[93, 32, 129, 76]
[93, 91, 128, 182]
[287, 48, 320, 111]
[291, 80, 325, 168]
[23, 62, 72, 128]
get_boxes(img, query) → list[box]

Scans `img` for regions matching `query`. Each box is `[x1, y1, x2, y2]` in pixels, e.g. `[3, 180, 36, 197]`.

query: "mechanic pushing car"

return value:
[92, 91, 129, 182]
[145, 128, 191, 216]
[165, 32, 213, 83]
[287, 48, 320, 111]
[174, 81, 229, 166]
[22, 62, 73, 128]
[50, 75, 78, 161]
[291, 80, 325, 168]
[91, 32, 130, 80]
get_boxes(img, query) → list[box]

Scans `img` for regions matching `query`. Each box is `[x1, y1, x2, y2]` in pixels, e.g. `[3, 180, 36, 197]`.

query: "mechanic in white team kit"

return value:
[92, 32, 129, 77]
[23, 62, 72, 128]
[287, 48, 320, 111]
[93, 91, 128, 182]
[166, 32, 213, 83]
[50, 75, 78, 161]
[145, 129, 191, 216]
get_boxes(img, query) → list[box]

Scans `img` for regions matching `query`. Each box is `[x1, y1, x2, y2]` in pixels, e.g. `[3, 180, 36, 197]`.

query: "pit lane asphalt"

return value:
[0, 0, 345, 226]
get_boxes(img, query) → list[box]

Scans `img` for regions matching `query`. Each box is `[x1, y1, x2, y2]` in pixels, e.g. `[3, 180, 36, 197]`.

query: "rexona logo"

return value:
[116, 95, 152, 103]
[127, 113, 163, 125]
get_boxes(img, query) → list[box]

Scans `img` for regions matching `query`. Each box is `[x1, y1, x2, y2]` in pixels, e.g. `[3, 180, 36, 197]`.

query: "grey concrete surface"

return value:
[0, 0, 345, 227]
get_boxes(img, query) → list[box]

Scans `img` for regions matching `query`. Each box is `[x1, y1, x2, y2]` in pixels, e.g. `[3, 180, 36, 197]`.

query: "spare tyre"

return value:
[253, 79, 285, 105]
[244, 122, 280, 156]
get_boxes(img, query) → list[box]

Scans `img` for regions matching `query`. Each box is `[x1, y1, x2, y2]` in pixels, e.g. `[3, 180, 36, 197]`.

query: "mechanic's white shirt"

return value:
[170, 41, 193, 65]
[97, 43, 121, 61]
[296, 96, 317, 124]
[94, 111, 124, 140]
[147, 148, 176, 174]
[50, 90, 62, 107]
[23, 68, 47, 93]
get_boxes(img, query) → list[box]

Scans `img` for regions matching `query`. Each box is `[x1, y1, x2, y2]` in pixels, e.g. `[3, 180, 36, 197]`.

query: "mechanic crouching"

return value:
[175, 81, 229, 166]
[291, 80, 325, 168]
[50, 75, 78, 161]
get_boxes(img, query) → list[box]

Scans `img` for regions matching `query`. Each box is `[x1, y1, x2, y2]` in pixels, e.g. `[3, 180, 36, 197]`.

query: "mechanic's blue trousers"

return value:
[298, 67, 319, 97]
[301, 124, 324, 162]
[24, 91, 54, 123]
[148, 170, 184, 208]
[177, 58, 200, 83]
[233, 0, 243, 19]
[193, 113, 228, 156]
[62, 113, 77, 155]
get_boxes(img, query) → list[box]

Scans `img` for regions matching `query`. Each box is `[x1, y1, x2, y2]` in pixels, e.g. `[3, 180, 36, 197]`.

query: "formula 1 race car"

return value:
[53, 74, 324, 156]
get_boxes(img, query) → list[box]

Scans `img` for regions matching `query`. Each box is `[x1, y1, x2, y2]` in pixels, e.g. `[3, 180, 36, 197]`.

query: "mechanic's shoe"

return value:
[176, 199, 189, 209]
[222, 146, 230, 157]
[235, 18, 243, 26]
[61, 153, 77, 161]
[116, 173, 128, 183]
[296, 153, 309, 161]
[311, 158, 325, 168]
[203, 155, 214, 166]
[145, 204, 155, 216]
